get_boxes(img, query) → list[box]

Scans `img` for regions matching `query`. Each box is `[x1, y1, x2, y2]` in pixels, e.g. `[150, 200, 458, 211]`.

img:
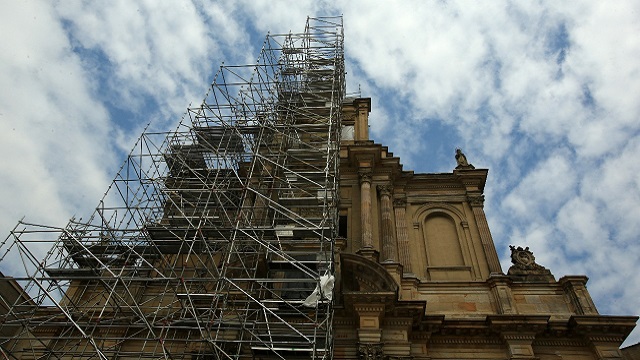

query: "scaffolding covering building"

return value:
[0, 16, 344, 360]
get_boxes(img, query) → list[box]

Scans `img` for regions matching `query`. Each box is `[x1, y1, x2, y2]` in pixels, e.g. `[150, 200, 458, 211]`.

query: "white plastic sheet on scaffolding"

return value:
[302, 274, 335, 307]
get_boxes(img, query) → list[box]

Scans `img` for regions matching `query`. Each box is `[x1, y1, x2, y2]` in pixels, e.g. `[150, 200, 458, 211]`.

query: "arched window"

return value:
[414, 204, 475, 281]
[424, 213, 464, 266]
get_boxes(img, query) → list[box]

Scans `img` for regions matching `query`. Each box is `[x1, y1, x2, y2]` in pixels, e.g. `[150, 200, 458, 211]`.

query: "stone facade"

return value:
[335, 97, 637, 360]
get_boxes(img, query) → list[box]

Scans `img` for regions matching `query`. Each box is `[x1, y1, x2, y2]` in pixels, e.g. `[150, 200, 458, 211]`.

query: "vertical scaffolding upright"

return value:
[0, 16, 344, 360]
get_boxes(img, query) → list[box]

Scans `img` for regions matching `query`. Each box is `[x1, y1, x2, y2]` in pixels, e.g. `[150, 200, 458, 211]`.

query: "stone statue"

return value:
[455, 148, 475, 169]
[507, 245, 554, 282]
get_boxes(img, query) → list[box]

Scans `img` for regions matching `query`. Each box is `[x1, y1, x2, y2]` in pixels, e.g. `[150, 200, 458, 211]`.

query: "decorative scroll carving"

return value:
[507, 245, 554, 282]
[358, 342, 384, 360]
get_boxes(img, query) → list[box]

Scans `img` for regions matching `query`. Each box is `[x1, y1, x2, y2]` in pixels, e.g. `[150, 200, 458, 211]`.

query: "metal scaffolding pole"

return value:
[0, 16, 344, 360]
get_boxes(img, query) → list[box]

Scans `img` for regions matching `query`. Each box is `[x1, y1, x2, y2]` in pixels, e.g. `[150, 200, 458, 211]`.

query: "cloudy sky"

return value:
[1, 0, 639, 346]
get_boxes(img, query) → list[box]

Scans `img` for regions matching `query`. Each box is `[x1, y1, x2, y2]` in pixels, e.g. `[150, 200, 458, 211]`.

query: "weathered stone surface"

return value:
[333, 98, 637, 359]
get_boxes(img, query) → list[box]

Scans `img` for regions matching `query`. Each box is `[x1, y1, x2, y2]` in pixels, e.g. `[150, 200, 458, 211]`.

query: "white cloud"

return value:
[503, 151, 577, 218]
[0, 1, 115, 228]
[0, 1, 117, 274]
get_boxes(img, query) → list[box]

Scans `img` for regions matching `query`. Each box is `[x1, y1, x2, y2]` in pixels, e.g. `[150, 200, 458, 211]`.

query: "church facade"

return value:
[333, 97, 637, 359]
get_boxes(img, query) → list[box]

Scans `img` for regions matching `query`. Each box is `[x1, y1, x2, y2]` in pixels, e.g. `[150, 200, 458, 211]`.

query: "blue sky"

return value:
[1, 0, 639, 346]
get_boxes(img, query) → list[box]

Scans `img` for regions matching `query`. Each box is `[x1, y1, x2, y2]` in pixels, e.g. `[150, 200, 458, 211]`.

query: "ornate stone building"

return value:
[334, 97, 637, 359]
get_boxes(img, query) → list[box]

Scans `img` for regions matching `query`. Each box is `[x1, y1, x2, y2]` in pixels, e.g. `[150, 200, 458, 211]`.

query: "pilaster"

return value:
[378, 184, 397, 262]
[488, 274, 516, 314]
[393, 197, 412, 274]
[467, 194, 503, 274]
[354, 98, 371, 141]
[359, 169, 374, 251]
[559, 276, 598, 315]
[357, 169, 380, 261]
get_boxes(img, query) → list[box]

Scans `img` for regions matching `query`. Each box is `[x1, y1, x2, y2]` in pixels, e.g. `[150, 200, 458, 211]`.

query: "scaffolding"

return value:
[0, 16, 344, 360]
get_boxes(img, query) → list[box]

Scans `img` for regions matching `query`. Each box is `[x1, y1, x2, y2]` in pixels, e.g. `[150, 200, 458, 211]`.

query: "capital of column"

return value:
[393, 198, 406, 208]
[467, 194, 485, 207]
[359, 169, 373, 184]
[357, 342, 384, 360]
[377, 184, 393, 197]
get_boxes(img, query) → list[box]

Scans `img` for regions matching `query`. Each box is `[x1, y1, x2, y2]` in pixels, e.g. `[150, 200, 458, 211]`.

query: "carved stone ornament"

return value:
[359, 170, 373, 184]
[377, 184, 393, 196]
[358, 342, 384, 360]
[467, 195, 485, 206]
[507, 245, 554, 282]
[455, 148, 475, 170]
[393, 198, 406, 207]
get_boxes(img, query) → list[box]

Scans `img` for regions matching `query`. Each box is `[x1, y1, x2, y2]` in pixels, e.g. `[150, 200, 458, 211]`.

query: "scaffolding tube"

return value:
[0, 16, 344, 360]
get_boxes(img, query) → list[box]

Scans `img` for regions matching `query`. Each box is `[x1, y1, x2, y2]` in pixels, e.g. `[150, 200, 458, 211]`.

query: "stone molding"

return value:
[412, 203, 467, 227]
[533, 339, 588, 347]
[429, 338, 504, 345]
[381, 318, 414, 327]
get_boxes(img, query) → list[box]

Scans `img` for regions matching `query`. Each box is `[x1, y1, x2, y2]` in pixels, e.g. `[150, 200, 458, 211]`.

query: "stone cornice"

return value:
[569, 315, 638, 339]
[333, 317, 358, 326]
[487, 315, 550, 334]
[533, 338, 589, 347]
[429, 337, 503, 345]
[408, 315, 638, 347]
[558, 275, 589, 287]
[353, 303, 386, 314]
[382, 317, 414, 328]
[408, 195, 468, 204]
[502, 333, 537, 341]
[343, 291, 397, 310]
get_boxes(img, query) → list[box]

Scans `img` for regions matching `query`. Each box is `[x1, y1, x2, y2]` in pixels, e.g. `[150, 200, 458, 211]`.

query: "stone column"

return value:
[359, 170, 373, 249]
[378, 185, 397, 262]
[394, 198, 412, 273]
[469, 195, 503, 274]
